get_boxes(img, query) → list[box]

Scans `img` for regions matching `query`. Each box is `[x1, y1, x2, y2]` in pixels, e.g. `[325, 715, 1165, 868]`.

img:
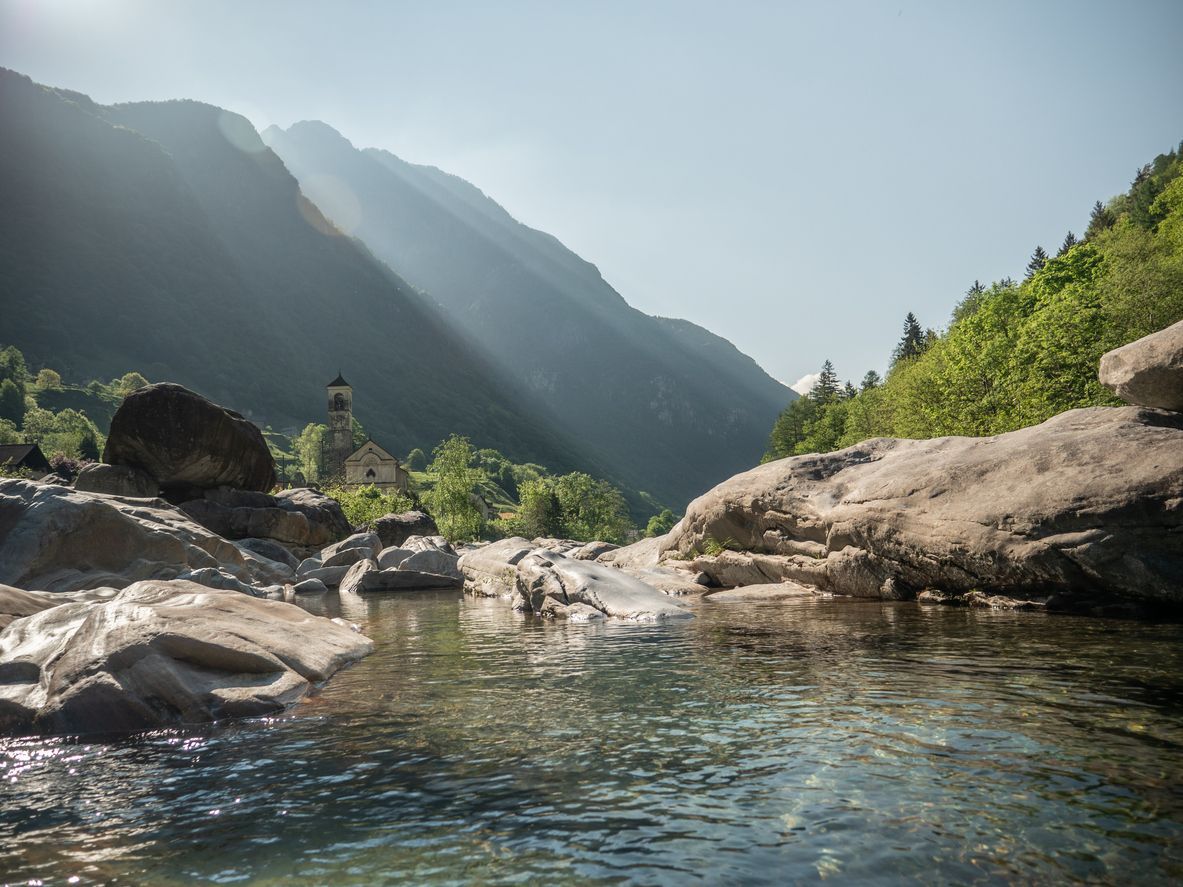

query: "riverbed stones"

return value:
[103, 383, 276, 495]
[235, 538, 300, 571]
[459, 539, 692, 619]
[292, 577, 329, 595]
[321, 531, 382, 564]
[180, 487, 351, 548]
[0, 580, 373, 736]
[660, 406, 1183, 605]
[1098, 318, 1183, 411]
[73, 463, 159, 498]
[0, 586, 58, 631]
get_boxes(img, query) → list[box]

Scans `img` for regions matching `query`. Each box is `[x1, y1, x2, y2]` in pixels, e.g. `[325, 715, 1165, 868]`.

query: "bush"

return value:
[323, 483, 416, 526]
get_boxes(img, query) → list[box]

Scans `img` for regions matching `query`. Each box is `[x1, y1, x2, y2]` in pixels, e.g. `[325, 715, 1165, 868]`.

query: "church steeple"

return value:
[326, 373, 353, 479]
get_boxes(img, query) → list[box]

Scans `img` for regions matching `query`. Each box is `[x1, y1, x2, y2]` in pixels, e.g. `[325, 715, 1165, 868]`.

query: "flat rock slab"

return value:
[705, 582, 819, 602]
[0, 580, 372, 736]
[1099, 318, 1183, 410]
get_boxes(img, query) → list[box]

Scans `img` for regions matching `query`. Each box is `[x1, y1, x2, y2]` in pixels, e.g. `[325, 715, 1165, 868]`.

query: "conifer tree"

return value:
[967, 280, 984, 297]
[1085, 200, 1115, 238]
[1058, 231, 1078, 256]
[1025, 245, 1048, 279]
[860, 370, 881, 391]
[811, 360, 841, 403]
[842, 381, 857, 399]
[891, 313, 925, 365]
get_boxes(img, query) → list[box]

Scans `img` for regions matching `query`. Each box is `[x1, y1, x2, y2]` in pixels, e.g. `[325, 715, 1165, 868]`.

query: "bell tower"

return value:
[326, 372, 353, 479]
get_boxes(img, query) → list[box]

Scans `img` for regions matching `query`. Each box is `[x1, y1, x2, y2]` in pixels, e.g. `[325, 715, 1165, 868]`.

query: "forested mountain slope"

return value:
[0, 68, 606, 486]
[765, 141, 1183, 460]
[262, 121, 794, 506]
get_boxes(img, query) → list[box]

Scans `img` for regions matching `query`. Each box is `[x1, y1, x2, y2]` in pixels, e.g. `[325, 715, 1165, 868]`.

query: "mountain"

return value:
[0, 69, 596, 481]
[262, 122, 795, 505]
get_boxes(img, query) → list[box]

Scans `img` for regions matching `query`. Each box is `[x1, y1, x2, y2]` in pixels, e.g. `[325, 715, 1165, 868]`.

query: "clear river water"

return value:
[2, 590, 1182, 885]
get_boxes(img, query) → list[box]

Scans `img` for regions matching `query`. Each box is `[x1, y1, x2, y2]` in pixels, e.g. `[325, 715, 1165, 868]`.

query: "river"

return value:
[3, 591, 1181, 884]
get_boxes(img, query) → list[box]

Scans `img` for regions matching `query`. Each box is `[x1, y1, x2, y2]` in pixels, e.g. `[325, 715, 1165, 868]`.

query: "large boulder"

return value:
[73, 463, 159, 498]
[0, 586, 58, 631]
[0, 581, 372, 736]
[104, 383, 276, 495]
[1098, 319, 1183, 411]
[663, 406, 1183, 605]
[367, 510, 438, 548]
[0, 479, 268, 592]
[179, 487, 351, 547]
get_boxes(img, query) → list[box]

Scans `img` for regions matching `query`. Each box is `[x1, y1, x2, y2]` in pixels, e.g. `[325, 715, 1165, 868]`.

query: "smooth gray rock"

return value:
[705, 582, 818, 602]
[296, 556, 323, 577]
[664, 406, 1183, 604]
[292, 577, 329, 595]
[367, 511, 439, 549]
[396, 549, 462, 582]
[457, 538, 537, 599]
[401, 534, 456, 555]
[598, 536, 664, 569]
[300, 565, 350, 587]
[321, 546, 372, 570]
[73, 463, 159, 498]
[338, 558, 378, 595]
[103, 383, 275, 494]
[0, 580, 372, 736]
[1099, 319, 1183, 411]
[340, 558, 458, 592]
[177, 567, 259, 596]
[0, 479, 260, 592]
[180, 487, 350, 548]
[376, 546, 414, 569]
[321, 532, 382, 564]
[569, 541, 619, 561]
[0, 585, 59, 631]
[236, 538, 300, 571]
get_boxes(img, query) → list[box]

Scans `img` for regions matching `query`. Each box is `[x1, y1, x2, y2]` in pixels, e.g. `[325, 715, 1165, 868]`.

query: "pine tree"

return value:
[811, 360, 841, 403]
[860, 370, 881, 391]
[1085, 200, 1115, 239]
[1057, 231, 1077, 256]
[842, 381, 857, 399]
[967, 280, 985, 297]
[891, 313, 925, 365]
[1025, 245, 1048, 279]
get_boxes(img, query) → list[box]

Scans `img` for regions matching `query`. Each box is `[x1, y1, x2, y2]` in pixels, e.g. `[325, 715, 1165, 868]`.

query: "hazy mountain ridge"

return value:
[263, 121, 794, 505]
[0, 68, 601, 484]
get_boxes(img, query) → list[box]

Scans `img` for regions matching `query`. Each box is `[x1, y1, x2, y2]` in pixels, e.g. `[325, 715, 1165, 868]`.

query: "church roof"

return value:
[327, 372, 350, 388]
[344, 439, 400, 465]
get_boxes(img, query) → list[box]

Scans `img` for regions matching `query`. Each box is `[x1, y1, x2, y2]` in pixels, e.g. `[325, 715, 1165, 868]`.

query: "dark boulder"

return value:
[367, 510, 439, 548]
[104, 383, 275, 495]
[179, 487, 351, 548]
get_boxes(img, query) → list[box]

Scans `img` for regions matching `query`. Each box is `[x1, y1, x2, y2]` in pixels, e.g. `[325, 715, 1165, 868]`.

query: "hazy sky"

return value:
[4, 1, 1181, 389]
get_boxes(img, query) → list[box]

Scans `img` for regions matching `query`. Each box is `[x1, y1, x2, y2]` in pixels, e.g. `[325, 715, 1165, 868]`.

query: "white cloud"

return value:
[790, 372, 819, 396]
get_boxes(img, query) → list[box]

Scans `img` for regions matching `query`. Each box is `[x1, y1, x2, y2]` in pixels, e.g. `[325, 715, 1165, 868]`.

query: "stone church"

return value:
[325, 374, 409, 492]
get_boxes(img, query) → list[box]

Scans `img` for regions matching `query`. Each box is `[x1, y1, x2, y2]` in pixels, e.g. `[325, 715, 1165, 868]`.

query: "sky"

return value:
[3, 0, 1181, 391]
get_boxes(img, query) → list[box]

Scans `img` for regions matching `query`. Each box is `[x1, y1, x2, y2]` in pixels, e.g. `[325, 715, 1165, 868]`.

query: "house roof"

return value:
[344, 439, 400, 464]
[327, 372, 350, 388]
[0, 443, 50, 472]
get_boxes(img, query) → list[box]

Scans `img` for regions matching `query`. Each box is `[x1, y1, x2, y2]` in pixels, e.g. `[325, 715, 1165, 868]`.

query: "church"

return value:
[325, 374, 409, 492]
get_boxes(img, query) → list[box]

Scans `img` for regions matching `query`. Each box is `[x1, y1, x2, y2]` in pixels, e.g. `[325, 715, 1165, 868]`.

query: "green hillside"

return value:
[766, 143, 1183, 459]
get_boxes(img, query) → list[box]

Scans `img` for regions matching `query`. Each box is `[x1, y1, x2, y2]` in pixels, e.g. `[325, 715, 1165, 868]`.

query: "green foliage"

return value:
[34, 368, 62, 390]
[405, 447, 426, 471]
[552, 472, 634, 544]
[426, 434, 487, 542]
[0, 379, 24, 427]
[890, 312, 926, 366]
[510, 477, 563, 539]
[113, 371, 149, 397]
[21, 406, 104, 460]
[322, 482, 415, 527]
[645, 508, 678, 537]
[763, 141, 1183, 460]
[0, 418, 21, 445]
[351, 416, 367, 449]
[292, 423, 327, 484]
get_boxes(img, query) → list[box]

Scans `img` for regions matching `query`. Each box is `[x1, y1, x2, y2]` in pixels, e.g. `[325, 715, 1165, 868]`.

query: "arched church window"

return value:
[333, 393, 346, 410]
[365, 468, 376, 479]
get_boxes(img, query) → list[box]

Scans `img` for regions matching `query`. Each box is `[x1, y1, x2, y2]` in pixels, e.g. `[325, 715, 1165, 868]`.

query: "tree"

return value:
[1058, 231, 1078, 256]
[21, 407, 104, 459]
[292, 422, 326, 484]
[891, 313, 925, 365]
[405, 447, 426, 471]
[552, 472, 633, 543]
[113, 371, 149, 397]
[811, 360, 841, 403]
[842, 381, 857, 399]
[0, 346, 27, 390]
[514, 478, 562, 538]
[35, 369, 62, 390]
[645, 508, 678, 537]
[0, 379, 24, 427]
[1085, 200, 1115, 239]
[426, 434, 486, 542]
[860, 370, 882, 391]
[1025, 245, 1048, 279]
[350, 416, 367, 448]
